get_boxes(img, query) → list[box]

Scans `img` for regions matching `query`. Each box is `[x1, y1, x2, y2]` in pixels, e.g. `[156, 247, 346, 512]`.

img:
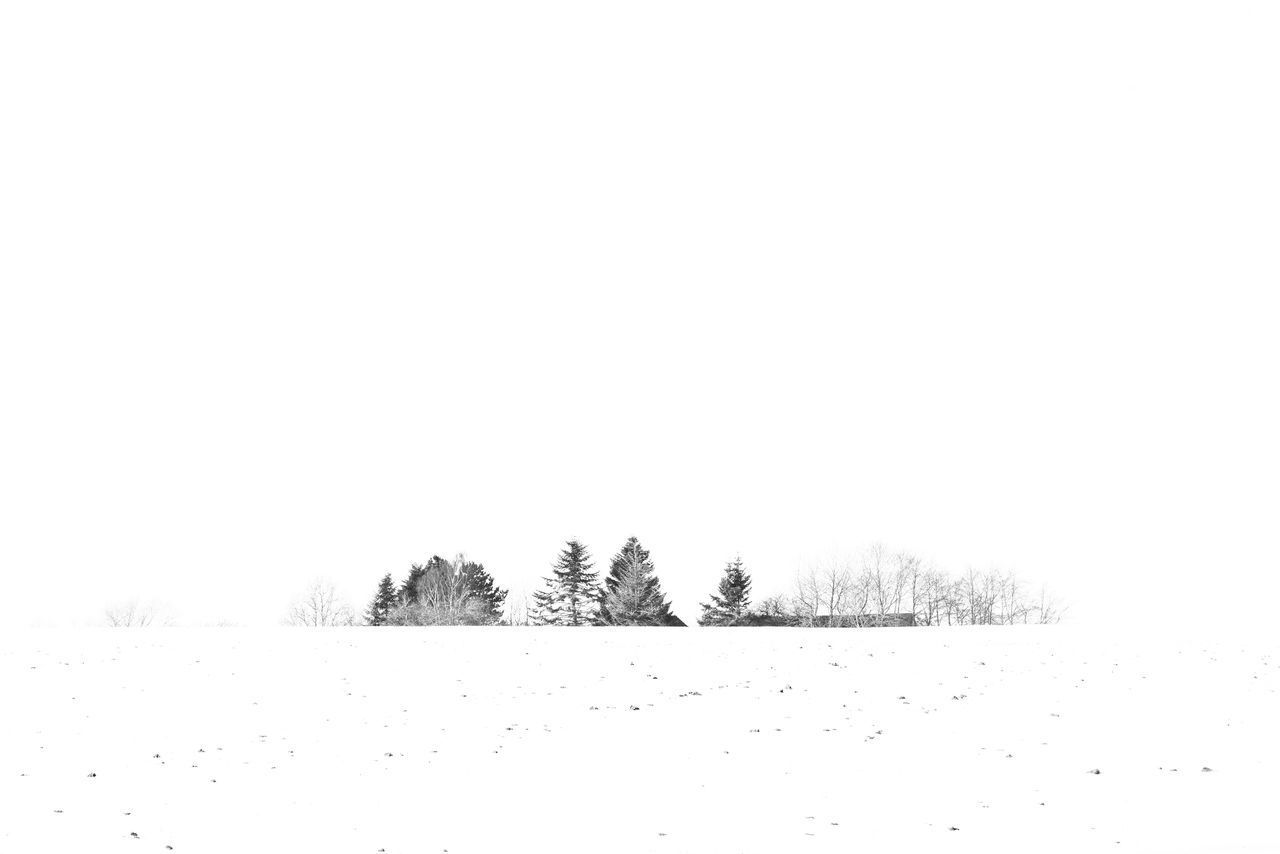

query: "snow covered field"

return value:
[3, 627, 1277, 853]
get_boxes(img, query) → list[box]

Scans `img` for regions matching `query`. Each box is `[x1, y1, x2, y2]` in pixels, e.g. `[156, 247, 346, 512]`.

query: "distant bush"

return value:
[104, 600, 172, 627]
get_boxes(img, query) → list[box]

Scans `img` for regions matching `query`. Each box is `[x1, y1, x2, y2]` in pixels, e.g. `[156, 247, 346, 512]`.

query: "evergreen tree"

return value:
[598, 536, 645, 623]
[364, 572, 398, 626]
[398, 562, 428, 603]
[698, 557, 752, 626]
[598, 536, 675, 626]
[531, 540, 600, 626]
[459, 560, 508, 620]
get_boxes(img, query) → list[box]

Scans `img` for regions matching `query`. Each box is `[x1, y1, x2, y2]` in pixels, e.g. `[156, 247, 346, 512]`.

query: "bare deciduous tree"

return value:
[913, 566, 954, 626]
[890, 549, 922, 614]
[793, 557, 861, 626]
[863, 543, 910, 615]
[792, 566, 824, 625]
[287, 578, 356, 627]
[939, 567, 1066, 626]
[1032, 584, 1066, 624]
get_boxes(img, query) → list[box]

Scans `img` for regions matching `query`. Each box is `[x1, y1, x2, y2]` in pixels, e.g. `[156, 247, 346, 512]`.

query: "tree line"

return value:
[337, 538, 1064, 628]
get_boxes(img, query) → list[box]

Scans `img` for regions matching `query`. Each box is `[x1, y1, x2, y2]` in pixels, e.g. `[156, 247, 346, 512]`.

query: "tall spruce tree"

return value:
[364, 572, 399, 626]
[598, 536, 675, 626]
[698, 557, 752, 626]
[532, 540, 600, 626]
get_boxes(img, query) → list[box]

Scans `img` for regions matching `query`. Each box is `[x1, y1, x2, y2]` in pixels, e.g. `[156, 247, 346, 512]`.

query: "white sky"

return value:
[2, 2, 1277, 627]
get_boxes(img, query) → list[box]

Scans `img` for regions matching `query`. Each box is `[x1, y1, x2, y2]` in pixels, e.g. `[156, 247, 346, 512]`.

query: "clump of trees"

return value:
[308, 539, 1064, 630]
[365, 555, 508, 626]
[749, 545, 1063, 626]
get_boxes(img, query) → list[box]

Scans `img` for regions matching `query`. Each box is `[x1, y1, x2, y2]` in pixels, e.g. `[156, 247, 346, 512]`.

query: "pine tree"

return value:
[364, 572, 399, 626]
[531, 540, 600, 626]
[598, 536, 675, 626]
[698, 557, 752, 626]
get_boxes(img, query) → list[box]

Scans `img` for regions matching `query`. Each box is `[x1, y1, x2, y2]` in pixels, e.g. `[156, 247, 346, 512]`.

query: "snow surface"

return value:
[3, 627, 1278, 853]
